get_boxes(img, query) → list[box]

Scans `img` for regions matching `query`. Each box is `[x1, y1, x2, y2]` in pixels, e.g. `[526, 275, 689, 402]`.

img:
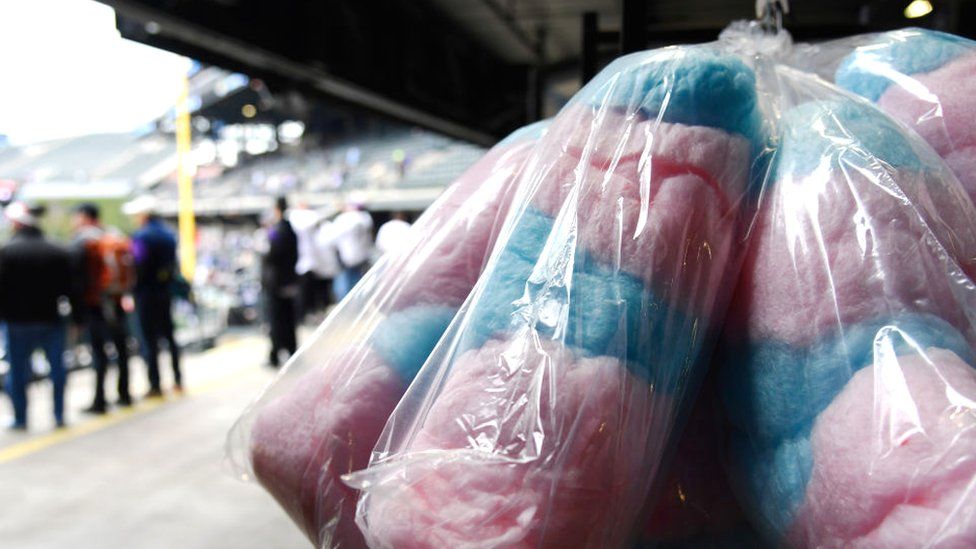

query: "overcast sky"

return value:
[0, 0, 192, 145]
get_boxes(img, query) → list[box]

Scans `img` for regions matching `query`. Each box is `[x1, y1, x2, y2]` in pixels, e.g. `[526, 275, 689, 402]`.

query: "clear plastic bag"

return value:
[794, 28, 976, 206]
[347, 44, 766, 548]
[226, 119, 548, 548]
[718, 59, 976, 546]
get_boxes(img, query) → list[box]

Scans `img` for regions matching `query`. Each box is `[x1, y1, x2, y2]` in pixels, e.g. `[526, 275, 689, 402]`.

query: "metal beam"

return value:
[620, 0, 648, 54]
[581, 11, 599, 84]
[477, 0, 544, 62]
[99, 0, 497, 146]
[526, 26, 547, 122]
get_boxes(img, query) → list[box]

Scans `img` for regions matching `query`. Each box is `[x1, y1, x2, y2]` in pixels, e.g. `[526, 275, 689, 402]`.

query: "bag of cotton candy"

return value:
[225, 120, 548, 549]
[791, 28, 976, 207]
[346, 42, 768, 549]
[717, 57, 976, 547]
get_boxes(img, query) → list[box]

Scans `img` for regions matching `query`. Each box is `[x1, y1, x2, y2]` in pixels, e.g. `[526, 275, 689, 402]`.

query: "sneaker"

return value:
[83, 404, 107, 415]
[55, 419, 67, 429]
[144, 388, 164, 399]
[116, 396, 134, 407]
[7, 421, 27, 432]
[172, 384, 184, 395]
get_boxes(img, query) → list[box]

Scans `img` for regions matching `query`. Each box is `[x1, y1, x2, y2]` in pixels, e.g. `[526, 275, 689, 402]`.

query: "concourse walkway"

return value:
[0, 332, 307, 549]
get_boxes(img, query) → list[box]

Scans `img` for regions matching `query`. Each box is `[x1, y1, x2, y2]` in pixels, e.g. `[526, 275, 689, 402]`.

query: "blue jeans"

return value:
[5, 322, 67, 426]
[333, 265, 366, 301]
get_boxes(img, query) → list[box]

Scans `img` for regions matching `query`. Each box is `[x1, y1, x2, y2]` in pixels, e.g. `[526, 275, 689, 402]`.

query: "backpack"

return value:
[84, 231, 135, 304]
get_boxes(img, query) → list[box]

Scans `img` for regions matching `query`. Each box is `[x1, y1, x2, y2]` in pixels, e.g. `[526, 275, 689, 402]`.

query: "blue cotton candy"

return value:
[776, 99, 925, 177]
[462, 207, 701, 388]
[371, 305, 459, 381]
[728, 431, 812, 538]
[835, 28, 974, 102]
[585, 48, 762, 142]
[719, 339, 809, 443]
[721, 313, 973, 443]
[828, 312, 975, 372]
[724, 313, 975, 540]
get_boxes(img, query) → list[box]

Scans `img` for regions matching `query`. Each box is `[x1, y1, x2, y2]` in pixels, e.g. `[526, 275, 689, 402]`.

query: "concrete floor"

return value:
[0, 332, 308, 549]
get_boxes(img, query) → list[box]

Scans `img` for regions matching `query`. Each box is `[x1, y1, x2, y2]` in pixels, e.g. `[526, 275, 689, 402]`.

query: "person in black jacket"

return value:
[125, 196, 181, 397]
[262, 196, 299, 367]
[0, 203, 74, 430]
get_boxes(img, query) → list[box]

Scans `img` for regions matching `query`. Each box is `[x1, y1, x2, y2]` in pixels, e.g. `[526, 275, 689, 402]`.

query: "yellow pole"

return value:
[175, 74, 196, 281]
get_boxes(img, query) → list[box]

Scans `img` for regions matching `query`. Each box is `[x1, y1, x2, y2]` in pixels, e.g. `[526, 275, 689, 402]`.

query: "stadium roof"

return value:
[98, 0, 975, 144]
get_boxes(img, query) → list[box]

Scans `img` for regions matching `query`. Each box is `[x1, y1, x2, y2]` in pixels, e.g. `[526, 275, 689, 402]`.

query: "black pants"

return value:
[85, 300, 131, 406]
[299, 273, 332, 319]
[267, 292, 297, 366]
[136, 292, 181, 390]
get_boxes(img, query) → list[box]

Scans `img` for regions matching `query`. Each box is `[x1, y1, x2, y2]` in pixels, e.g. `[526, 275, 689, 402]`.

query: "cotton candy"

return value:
[250, 347, 404, 548]
[382, 139, 540, 311]
[876, 53, 976, 201]
[834, 29, 976, 208]
[371, 305, 458, 380]
[356, 337, 670, 549]
[596, 48, 762, 140]
[459, 207, 698, 387]
[721, 87, 976, 548]
[790, 348, 976, 547]
[720, 313, 974, 443]
[638, 386, 753, 546]
[531, 107, 752, 309]
[354, 48, 760, 549]
[728, 100, 976, 347]
[236, 123, 547, 548]
[834, 28, 972, 102]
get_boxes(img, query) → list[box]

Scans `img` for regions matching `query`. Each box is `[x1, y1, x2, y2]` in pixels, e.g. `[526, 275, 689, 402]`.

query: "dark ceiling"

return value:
[98, 0, 976, 144]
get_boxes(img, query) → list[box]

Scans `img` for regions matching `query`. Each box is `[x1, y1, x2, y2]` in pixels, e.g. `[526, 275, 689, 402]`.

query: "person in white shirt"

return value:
[329, 203, 374, 300]
[288, 205, 332, 320]
[375, 212, 413, 257]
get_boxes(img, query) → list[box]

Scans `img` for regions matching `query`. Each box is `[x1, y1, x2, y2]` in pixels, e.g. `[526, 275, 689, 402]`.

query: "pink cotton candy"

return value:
[356, 337, 673, 549]
[877, 54, 976, 203]
[382, 140, 535, 311]
[529, 107, 750, 311]
[790, 348, 976, 547]
[250, 347, 405, 548]
[730, 165, 976, 347]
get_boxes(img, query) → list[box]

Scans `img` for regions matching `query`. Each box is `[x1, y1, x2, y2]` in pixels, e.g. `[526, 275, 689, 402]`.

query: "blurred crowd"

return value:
[0, 198, 183, 430]
[0, 194, 412, 431]
[262, 197, 411, 367]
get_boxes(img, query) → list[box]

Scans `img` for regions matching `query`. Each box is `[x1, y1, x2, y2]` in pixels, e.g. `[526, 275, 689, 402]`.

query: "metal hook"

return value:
[755, 0, 790, 33]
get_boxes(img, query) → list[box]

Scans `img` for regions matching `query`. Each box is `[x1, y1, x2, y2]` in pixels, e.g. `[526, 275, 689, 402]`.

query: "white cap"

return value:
[4, 202, 38, 227]
[122, 195, 158, 216]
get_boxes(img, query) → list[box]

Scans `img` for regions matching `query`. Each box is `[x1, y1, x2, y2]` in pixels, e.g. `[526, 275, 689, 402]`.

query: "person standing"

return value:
[375, 211, 412, 257]
[330, 201, 374, 301]
[263, 196, 299, 367]
[312, 218, 340, 310]
[71, 203, 134, 413]
[124, 196, 181, 397]
[289, 204, 327, 321]
[0, 202, 73, 430]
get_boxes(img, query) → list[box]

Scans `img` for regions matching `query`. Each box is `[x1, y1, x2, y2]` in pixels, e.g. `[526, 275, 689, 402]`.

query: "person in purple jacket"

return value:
[124, 196, 182, 397]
